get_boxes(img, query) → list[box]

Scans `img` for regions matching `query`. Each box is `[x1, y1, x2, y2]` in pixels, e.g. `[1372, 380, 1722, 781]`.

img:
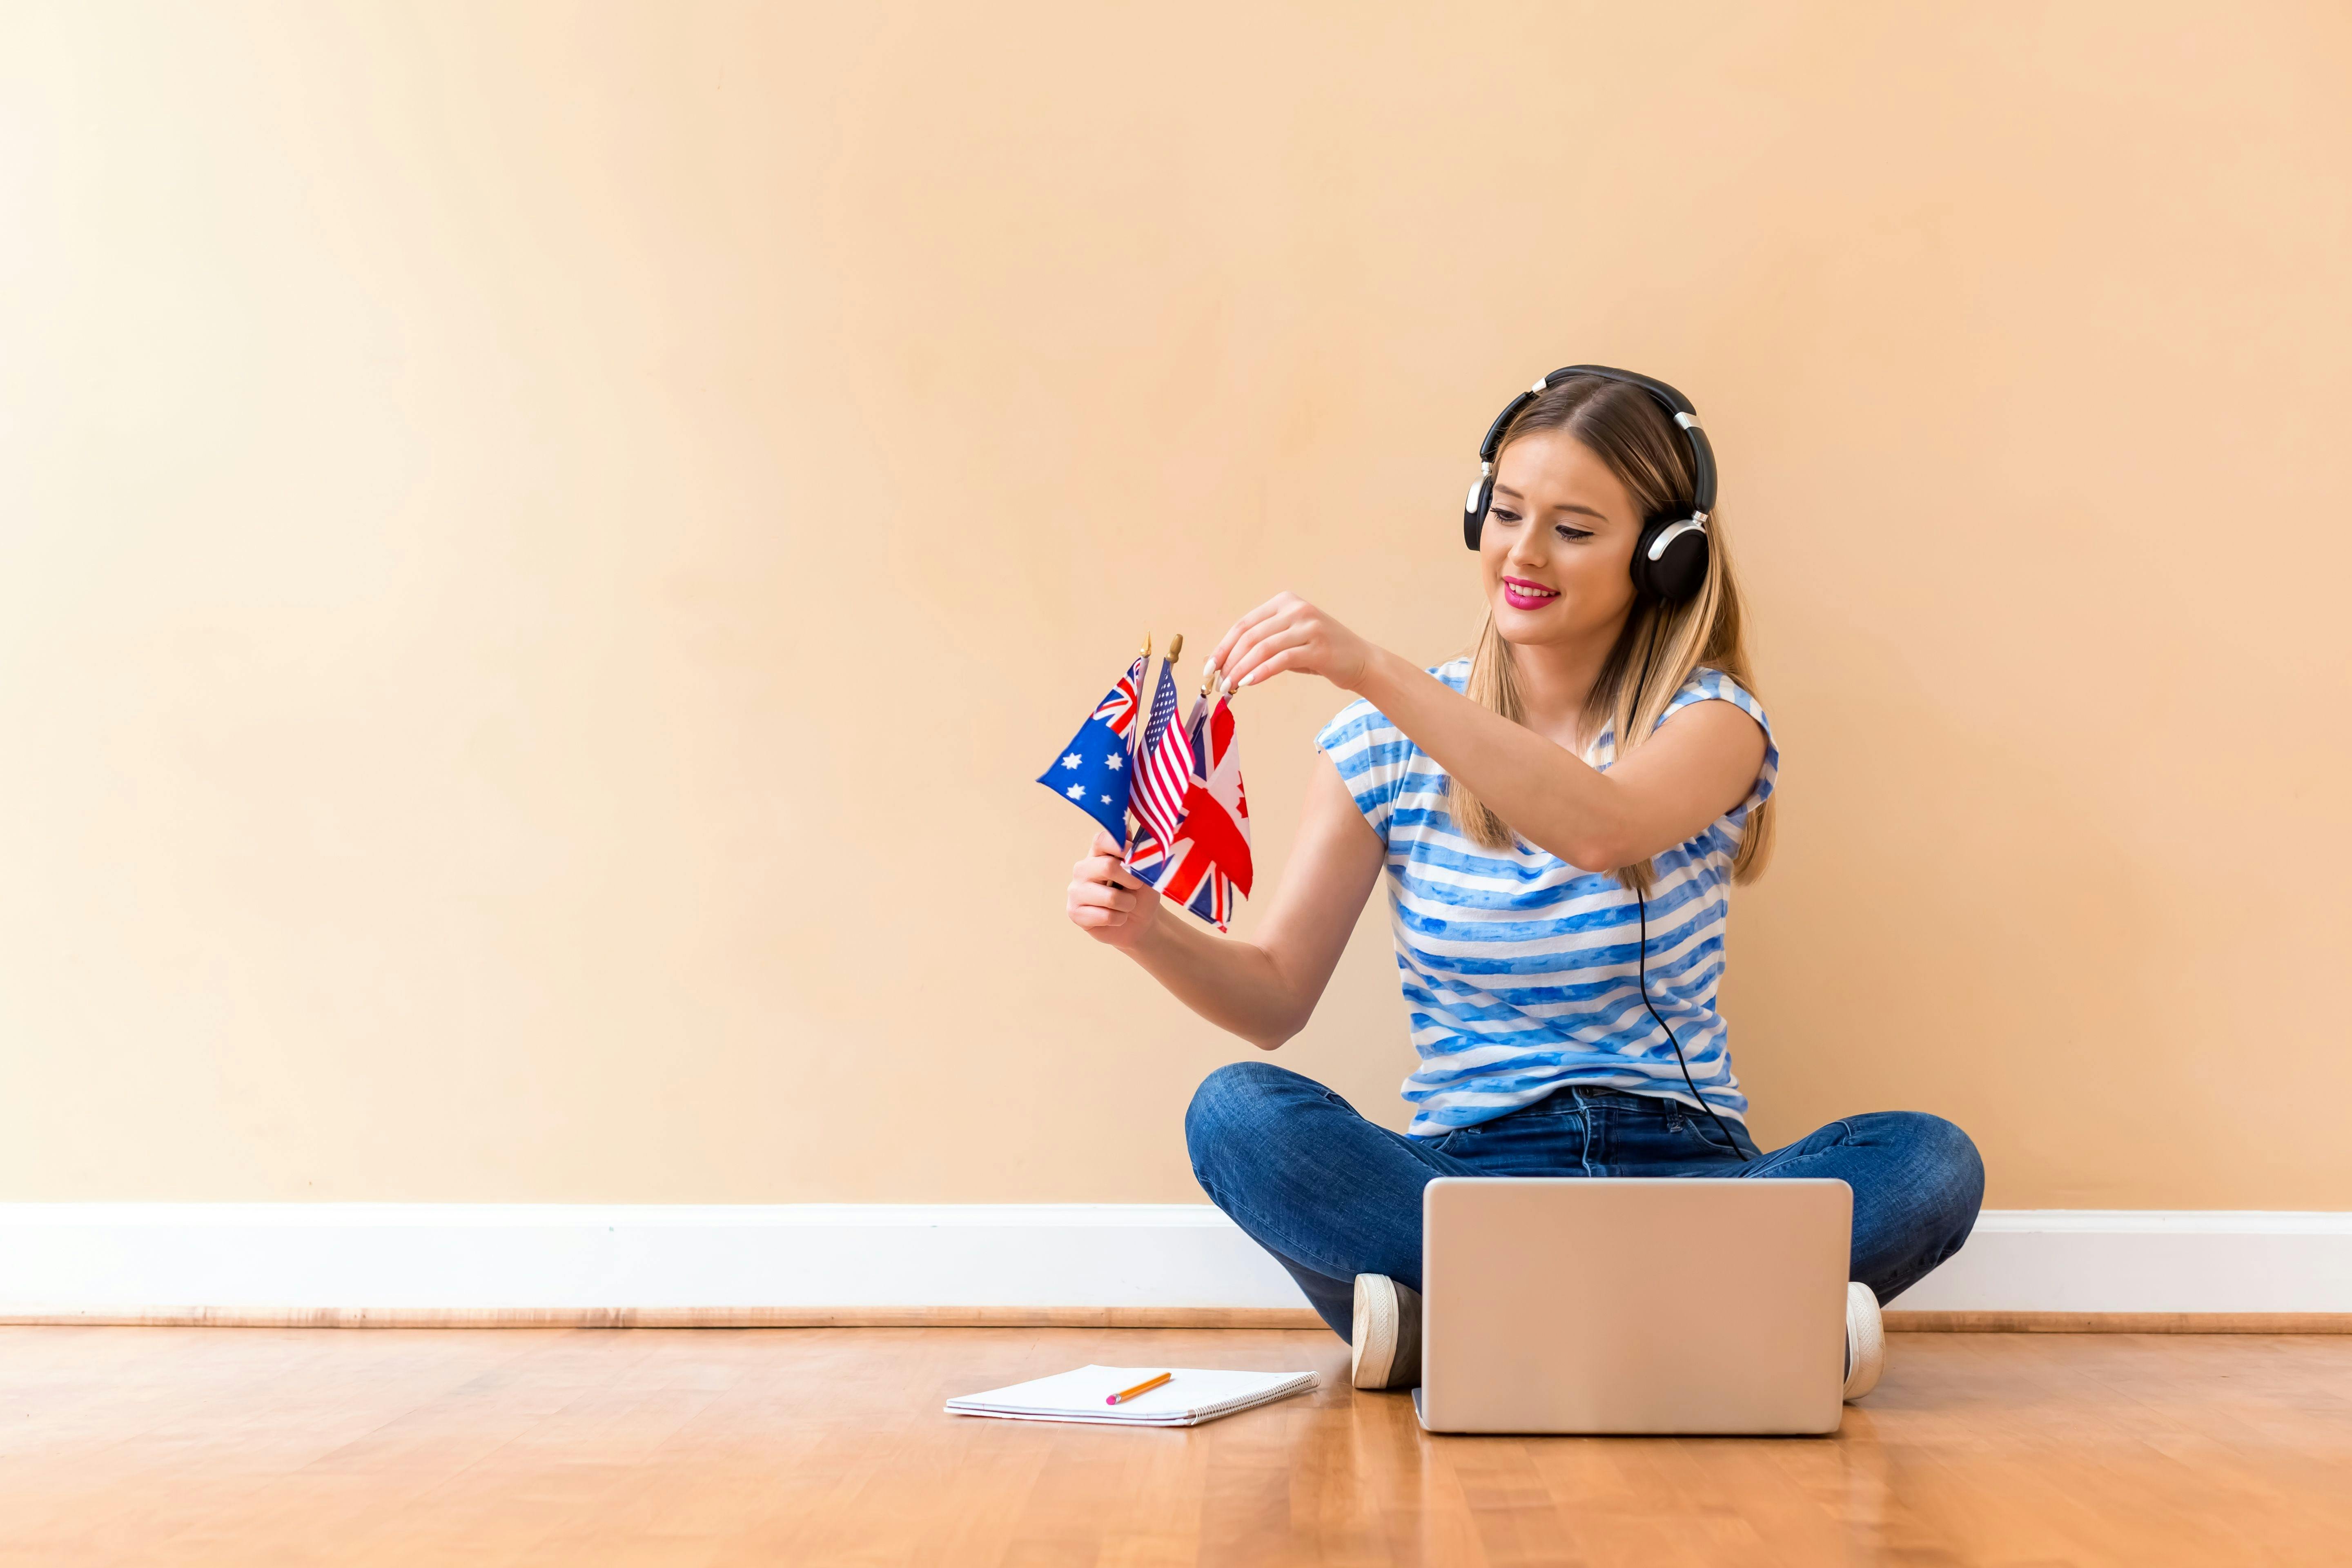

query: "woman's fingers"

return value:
[1203, 585, 1365, 693]
[1074, 858, 1135, 893]
[1075, 834, 1145, 894]
[1207, 595, 1284, 672]
[1069, 878, 1136, 915]
[1208, 593, 1293, 678]
[1221, 608, 1301, 688]
[1226, 623, 1312, 689]
[1069, 825, 1157, 943]
[1238, 645, 1309, 687]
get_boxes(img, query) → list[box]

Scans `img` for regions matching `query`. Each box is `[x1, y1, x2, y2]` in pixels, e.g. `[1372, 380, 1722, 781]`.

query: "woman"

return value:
[1063, 368, 1983, 1399]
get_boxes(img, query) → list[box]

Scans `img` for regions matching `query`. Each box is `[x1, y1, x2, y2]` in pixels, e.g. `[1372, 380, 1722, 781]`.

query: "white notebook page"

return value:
[945, 1364, 1317, 1426]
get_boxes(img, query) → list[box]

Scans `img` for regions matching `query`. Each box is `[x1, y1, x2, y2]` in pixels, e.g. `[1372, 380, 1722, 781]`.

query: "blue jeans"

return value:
[1185, 1061, 1986, 1339]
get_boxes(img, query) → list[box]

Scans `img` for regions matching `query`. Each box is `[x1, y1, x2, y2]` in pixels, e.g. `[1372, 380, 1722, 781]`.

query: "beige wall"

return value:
[2, 3, 2346, 1207]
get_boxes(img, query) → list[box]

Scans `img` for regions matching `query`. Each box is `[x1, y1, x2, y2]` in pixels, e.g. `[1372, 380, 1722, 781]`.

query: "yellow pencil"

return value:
[1106, 1372, 1173, 1405]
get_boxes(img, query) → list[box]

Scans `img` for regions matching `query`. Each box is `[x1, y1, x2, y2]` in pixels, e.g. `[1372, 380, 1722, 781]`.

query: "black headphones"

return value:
[1461, 364, 1717, 603]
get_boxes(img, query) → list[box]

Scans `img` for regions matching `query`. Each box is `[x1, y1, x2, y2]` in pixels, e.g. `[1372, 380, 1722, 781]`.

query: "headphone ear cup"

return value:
[1629, 517, 1711, 601]
[1628, 518, 1666, 598]
[1462, 473, 1494, 552]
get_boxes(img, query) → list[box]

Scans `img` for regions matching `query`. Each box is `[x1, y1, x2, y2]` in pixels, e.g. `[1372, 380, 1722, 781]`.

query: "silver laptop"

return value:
[1414, 1177, 1852, 1435]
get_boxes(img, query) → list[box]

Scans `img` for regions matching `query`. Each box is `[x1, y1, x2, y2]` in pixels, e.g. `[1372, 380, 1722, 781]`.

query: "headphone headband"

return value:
[1461, 364, 1717, 601]
[1474, 365, 1716, 517]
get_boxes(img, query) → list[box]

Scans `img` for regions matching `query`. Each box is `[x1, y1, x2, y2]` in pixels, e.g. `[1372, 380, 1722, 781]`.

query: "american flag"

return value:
[1129, 658, 1192, 853]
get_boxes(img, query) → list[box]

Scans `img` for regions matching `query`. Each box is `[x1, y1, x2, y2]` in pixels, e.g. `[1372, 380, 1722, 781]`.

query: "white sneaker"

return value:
[1843, 1281, 1884, 1401]
[1350, 1274, 1422, 1391]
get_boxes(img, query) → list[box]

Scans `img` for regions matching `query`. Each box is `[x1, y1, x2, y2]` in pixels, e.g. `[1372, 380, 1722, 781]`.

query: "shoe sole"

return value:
[1844, 1281, 1885, 1402]
[1351, 1274, 1399, 1391]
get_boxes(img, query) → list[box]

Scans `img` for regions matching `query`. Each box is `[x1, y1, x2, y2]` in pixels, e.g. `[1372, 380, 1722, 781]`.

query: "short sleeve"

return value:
[1658, 668, 1778, 822]
[1314, 697, 1411, 846]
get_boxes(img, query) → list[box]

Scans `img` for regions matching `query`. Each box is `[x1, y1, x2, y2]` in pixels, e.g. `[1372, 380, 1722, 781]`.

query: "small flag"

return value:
[1035, 652, 1148, 844]
[1129, 658, 1192, 855]
[1128, 691, 1252, 931]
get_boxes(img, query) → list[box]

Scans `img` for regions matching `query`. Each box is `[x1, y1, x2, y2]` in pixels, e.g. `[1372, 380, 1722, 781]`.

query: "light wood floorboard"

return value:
[0, 1325, 2346, 1566]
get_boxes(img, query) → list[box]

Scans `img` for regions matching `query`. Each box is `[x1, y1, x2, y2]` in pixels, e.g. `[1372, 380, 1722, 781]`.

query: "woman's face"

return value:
[1478, 428, 1643, 648]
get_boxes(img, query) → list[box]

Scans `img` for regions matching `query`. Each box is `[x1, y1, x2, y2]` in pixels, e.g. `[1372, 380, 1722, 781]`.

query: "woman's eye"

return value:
[1554, 524, 1594, 542]
[1489, 507, 1521, 523]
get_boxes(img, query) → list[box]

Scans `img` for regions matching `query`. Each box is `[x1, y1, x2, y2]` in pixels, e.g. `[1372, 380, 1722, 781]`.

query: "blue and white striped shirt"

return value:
[1314, 658, 1777, 1136]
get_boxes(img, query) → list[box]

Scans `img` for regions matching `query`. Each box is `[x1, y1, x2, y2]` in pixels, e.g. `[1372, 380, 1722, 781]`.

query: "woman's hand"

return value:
[1209, 592, 1376, 694]
[1066, 829, 1161, 951]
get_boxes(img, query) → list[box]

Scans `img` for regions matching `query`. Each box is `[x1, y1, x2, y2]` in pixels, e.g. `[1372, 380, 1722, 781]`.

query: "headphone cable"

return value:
[1637, 890, 1750, 1163]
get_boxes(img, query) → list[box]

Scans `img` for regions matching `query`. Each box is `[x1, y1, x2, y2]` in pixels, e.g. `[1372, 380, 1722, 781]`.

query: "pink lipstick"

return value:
[1502, 576, 1561, 611]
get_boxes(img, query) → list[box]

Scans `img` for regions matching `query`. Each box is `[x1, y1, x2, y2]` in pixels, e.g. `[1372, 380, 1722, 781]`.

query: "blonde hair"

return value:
[1451, 376, 1775, 894]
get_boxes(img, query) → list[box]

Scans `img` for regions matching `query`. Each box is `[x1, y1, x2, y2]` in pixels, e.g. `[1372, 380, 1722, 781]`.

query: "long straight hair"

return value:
[1451, 375, 1775, 894]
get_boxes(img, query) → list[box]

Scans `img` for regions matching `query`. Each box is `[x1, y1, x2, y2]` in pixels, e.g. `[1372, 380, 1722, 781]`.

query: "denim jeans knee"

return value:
[1910, 1111, 1987, 1238]
[1869, 1109, 1987, 1266]
[1184, 1060, 1313, 1187]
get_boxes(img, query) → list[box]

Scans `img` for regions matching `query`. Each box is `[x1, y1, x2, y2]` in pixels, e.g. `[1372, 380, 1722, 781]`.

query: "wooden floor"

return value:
[2, 1327, 2348, 1566]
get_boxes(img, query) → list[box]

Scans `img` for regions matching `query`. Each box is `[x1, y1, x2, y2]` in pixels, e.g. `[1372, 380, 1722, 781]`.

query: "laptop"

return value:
[1413, 1176, 1852, 1435]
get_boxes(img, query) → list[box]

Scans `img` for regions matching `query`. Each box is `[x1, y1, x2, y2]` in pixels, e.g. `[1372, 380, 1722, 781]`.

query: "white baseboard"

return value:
[0, 1204, 1310, 1319]
[0, 1205, 2347, 1321]
[1883, 1209, 2352, 1314]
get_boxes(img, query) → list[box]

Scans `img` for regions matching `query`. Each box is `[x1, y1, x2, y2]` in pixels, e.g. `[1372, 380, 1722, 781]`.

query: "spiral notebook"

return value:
[944, 1364, 1318, 1428]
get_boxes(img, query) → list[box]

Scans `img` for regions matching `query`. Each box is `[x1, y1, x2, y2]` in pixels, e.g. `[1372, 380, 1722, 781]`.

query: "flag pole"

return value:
[1164, 629, 1189, 737]
[1121, 633, 1151, 855]
[1160, 634, 1186, 737]
[1126, 633, 1158, 763]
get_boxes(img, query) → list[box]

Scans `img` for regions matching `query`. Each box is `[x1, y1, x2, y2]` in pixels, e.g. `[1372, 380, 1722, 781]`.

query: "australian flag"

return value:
[1036, 652, 1149, 844]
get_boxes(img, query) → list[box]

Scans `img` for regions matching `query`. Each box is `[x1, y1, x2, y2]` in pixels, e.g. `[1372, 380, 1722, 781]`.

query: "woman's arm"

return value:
[1210, 594, 1765, 872]
[1348, 644, 1763, 870]
[1064, 752, 1385, 1050]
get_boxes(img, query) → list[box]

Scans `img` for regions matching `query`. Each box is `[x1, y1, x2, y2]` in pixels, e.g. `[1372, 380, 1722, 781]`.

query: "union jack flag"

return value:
[1128, 691, 1252, 931]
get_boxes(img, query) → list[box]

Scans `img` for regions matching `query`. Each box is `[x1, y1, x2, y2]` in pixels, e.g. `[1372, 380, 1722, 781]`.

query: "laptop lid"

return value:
[1417, 1177, 1851, 1435]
